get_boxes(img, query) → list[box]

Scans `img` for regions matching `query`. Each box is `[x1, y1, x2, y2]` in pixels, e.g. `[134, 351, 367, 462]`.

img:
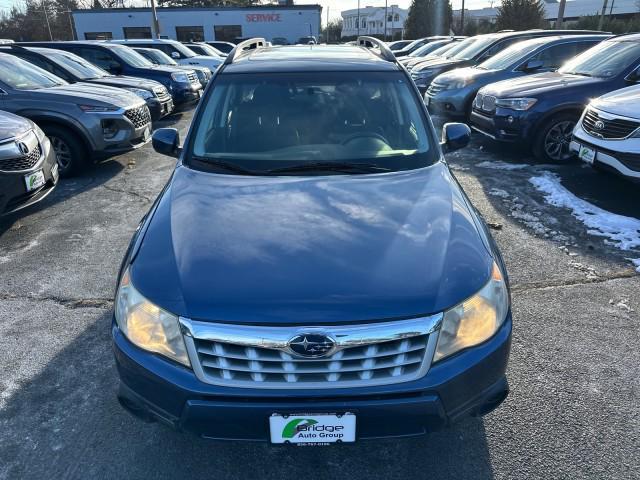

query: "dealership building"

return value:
[71, 4, 322, 44]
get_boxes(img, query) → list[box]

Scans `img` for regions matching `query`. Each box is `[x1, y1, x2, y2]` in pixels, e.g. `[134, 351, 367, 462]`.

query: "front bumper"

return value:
[571, 124, 640, 180]
[146, 96, 174, 122]
[469, 107, 533, 143]
[113, 314, 512, 441]
[426, 87, 472, 120]
[0, 140, 58, 216]
[92, 106, 152, 157]
[171, 82, 203, 106]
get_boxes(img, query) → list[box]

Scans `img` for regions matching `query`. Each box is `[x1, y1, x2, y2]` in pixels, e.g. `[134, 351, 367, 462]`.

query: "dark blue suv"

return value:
[470, 34, 640, 161]
[113, 38, 512, 443]
[22, 41, 203, 107]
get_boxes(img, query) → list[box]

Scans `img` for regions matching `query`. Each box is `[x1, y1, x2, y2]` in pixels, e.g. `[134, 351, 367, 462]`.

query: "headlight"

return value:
[171, 72, 189, 83]
[33, 123, 46, 143]
[445, 78, 476, 90]
[434, 263, 509, 362]
[78, 104, 119, 112]
[495, 97, 537, 111]
[124, 87, 153, 100]
[115, 269, 190, 367]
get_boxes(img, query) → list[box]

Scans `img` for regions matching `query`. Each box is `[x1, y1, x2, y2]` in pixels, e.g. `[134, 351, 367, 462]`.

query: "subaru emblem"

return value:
[288, 333, 336, 358]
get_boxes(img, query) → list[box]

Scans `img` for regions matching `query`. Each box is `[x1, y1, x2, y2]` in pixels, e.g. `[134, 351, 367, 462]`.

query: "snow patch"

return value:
[477, 161, 530, 171]
[629, 258, 640, 273]
[489, 188, 510, 198]
[530, 172, 640, 251]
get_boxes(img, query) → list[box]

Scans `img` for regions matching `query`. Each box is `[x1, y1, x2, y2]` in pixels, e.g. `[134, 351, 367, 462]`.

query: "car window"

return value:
[452, 36, 500, 60]
[109, 45, 153, 67]
[190, 72, 437, 173]
[47, 50, 110, 80]
[0, 55, 66, 90]
[479, 37, 529, 61]
[78, 47, 120, 71]
[559, 40, 640, 78]
[529, 41, 598, 69]
[478, 38, 548, 70]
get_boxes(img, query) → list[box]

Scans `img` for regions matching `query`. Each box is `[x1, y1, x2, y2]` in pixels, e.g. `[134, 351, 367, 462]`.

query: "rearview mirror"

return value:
[522, 59, 544, 72]
[152, 128, 181, 158]
[171, 51, 181, 59]
[441, 122, 471, 153]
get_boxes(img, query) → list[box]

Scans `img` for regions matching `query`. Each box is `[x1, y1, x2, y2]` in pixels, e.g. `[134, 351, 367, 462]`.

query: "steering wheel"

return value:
[340, 132, 389, 146]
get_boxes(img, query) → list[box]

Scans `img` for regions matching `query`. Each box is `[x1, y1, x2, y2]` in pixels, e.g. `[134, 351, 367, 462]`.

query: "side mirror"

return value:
[522, 59, 544, 72]
[171, 51, 181, 59]
[441, 122, 471, 153]
[626, 68, 640, 83]
[152, 128, 181, 158]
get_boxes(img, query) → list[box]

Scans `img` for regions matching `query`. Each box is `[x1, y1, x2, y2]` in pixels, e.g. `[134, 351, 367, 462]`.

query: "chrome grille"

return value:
[181, 316, 441, 389]
[426, 82, 446, 98]
[0, 144, 41, 172]
[582, 108, 640, 140]
[187, 71, 199, 85]
[124, 105, 151, 129]
[153, 86, 171, 100]
[481, 95, 496, 113]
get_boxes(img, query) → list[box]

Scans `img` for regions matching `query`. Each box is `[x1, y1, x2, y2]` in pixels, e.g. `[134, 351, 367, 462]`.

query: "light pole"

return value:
[384, 0, 388, 41]
[42, 2, 53, 40]
[150, 0, 160, 39]
[461, 0, 465, 34]
[357, 0, 360, 37]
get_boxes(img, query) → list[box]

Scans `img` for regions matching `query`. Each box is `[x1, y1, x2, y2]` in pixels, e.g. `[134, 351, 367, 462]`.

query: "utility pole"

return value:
[460, 0, 465, 34]
[65, 10, 75, 40]
[384, 0, 388, 41]
[555, 0, 566, 29]
[150, 0, 160, 39]
[357, 0, 360, 37]
[326, 6, 329, 43]
[42, 2, 53, 40]
[609, 0, 615, 17]
[598, 0, 609, 30]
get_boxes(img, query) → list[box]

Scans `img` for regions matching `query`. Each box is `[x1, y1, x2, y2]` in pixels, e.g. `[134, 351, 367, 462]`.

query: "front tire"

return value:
[42, 125, 87, 177]
[533, 113, 578, 163]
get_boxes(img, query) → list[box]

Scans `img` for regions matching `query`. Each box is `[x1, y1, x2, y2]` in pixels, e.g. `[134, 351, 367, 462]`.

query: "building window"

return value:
[84, 31, 112, 40]
[387, 15, 393, 22]
[175, 26, 204, 42]
[123, 27, 152, 39]
[361, 19, 366, 28]
[214, 25, 242, 42]
[394, 14, 400, 22]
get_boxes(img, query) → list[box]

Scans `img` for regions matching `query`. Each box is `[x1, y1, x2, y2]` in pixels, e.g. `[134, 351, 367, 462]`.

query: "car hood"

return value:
[181, 55, 223, 69]
[592, 84, 640, 119]
[480, 71, 601, 97]
[41, 83, 143, 108]
[88, 75, 163, 90]
[414, 58, 467, 72]
[435, 66, 492, 84]
[131, 163, 494, 324]
[0, 110, 32, 142]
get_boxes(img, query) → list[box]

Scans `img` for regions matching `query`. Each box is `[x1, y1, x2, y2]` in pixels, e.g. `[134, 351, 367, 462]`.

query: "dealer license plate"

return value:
[24, 170, 45, 192]
[269, 413, 356, 445]
[578, 145, 596, 164]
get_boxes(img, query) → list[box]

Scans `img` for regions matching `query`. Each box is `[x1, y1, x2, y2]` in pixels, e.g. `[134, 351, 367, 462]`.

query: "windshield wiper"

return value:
[266, 162, 392, 175]
[190, 156, 261, 175]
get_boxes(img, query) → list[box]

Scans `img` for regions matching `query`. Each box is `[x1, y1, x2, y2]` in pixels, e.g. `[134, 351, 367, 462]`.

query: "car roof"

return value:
[222, 44, 401, 73]
[113, 39, 179, 44]
[609, 33, 640, 41]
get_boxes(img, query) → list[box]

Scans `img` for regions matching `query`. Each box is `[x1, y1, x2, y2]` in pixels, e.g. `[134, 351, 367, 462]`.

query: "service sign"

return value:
[269, 413, 356, 445]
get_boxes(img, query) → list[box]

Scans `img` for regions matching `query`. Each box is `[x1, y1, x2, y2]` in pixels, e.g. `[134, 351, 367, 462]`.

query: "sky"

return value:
[295, 0, 497, 22]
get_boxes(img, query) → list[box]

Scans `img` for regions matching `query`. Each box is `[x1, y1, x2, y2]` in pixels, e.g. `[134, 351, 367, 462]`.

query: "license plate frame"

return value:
[269, 413, 356, 445]
[24, 169, 45, 192]
[578, 144, 596, 164]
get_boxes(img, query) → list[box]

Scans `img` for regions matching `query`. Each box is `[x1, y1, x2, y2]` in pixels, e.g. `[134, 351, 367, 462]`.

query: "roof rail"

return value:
[224, 37, 266, 65]
[357, 36, 396, 63]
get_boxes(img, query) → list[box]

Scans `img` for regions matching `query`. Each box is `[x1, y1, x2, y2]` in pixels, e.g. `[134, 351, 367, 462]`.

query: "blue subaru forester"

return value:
[113, 38, 512, 444]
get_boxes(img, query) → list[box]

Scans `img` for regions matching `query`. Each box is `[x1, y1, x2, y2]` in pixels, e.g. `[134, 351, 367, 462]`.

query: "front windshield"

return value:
[138, 48, 177, 65]
[190, 72, 436, 174]
[171, 42, 197, 58]
[453, 36, 498, 60]
[408, 40, 450, 58]
[479, 38, 548, 70]
[47, 50, 110, 80]
[443, 38, 478, 59]
[559, 40, 640, 78]
[0, 55, 66, 89]
[110, 45, 153, 67]
[190, 43, 221, 56]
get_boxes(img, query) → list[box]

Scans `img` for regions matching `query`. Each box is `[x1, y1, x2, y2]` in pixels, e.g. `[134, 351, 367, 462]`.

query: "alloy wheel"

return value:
[543, 120, 576, 162]
[50, 136, 73, 171]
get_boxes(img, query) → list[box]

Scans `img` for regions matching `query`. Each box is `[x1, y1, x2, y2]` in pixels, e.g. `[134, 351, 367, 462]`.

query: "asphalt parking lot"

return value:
[1, 110, 638, 480]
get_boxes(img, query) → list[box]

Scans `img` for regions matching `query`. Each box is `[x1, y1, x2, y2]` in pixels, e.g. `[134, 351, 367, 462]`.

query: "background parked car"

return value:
[133, 47, 211, 88]
[1, 45, 173, 121]
[470, 34, 640, 162]
[205, 41, 236, 53]
[271, 37, 289, 46]
[426, 34, 609, 120]
[22, 42, 203, 107]
[183, 42, 226, 57]
[397, 38, 463, 68]
[409, 30, 606, 94]
[0, 110, 58, 215]
[571, 85, 640, 182]
[0, 53, 152, 176]
[393, 36, 452, 57]
[112, 39, 222, 72]
[387, 39, 413, 51]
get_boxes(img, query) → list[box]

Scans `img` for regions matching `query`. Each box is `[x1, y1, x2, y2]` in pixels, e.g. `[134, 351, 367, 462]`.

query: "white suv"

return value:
[112, 39, 223, 73]
[571, 85, 640, 181]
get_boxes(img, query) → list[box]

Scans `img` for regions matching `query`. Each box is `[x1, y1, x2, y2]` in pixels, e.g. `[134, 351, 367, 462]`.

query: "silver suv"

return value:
[0, 52, 152, 176]
[0, 110, 58, 215]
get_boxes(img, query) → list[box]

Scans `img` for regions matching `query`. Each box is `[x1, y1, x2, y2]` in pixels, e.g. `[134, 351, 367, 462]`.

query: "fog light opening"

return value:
[101, 119, 118, 139]
[507, 115, 515, 124]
